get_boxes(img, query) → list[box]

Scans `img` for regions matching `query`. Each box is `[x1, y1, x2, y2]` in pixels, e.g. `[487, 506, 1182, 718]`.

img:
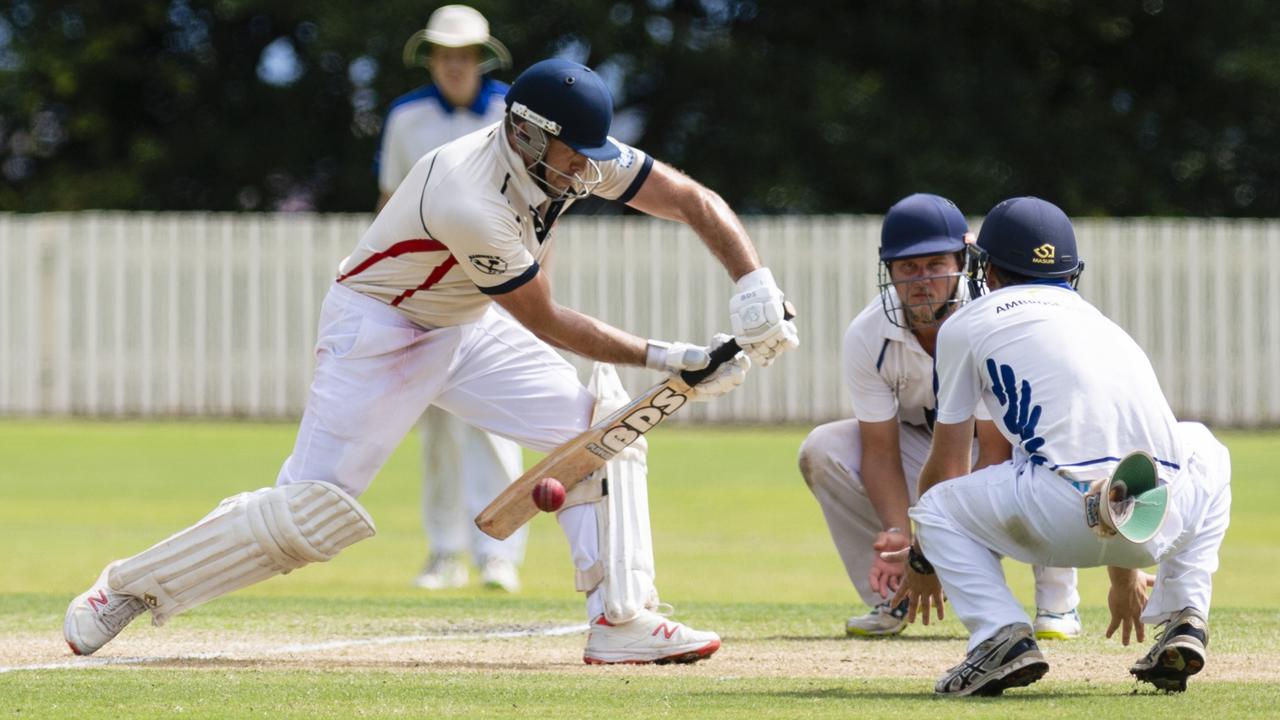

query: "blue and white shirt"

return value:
[934, 283, 1184, 484]
[376, 78, 510, 196]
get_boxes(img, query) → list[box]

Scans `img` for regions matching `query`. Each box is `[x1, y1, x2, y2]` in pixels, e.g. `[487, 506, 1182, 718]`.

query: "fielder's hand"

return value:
[891, 565, 946, 626]
[869, 529, 910, 598]
[728, 268, 799, 367]
[1105, 568, 1156, 646]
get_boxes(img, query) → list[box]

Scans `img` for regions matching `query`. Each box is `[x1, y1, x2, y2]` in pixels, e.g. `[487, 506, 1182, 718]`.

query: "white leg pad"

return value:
[566, 363, 658, 623]
[109, 481, 375, 624]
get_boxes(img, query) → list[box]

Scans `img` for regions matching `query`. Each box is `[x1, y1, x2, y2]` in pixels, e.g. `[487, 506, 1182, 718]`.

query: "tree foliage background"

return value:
[2, 0, 1279, 216]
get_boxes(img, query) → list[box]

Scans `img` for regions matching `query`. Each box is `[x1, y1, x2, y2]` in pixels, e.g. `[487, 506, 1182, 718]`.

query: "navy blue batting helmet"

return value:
[879, 194, 969, 262]
[976, 197, 1081, 279]
[506, 59, 619, 161]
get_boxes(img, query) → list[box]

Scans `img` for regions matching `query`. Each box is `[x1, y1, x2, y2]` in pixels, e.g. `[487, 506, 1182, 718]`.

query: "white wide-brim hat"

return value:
[403, 5, 512, 74]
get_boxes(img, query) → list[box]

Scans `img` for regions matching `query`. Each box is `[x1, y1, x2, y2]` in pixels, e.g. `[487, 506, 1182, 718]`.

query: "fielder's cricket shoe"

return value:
[583, 608, 721, 665]
[846, 600, 909, 637]
[935, 623, 1049, 697]
[478, 556, 521, 593]
[413, 552, 468, 590]
[1130, 607, 1208, 692]
[1033, 608, 1083, 640]
[64, 562, 148, 656]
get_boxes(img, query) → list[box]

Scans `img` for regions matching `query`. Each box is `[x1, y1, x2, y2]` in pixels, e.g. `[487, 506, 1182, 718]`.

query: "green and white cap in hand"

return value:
[1101, 451, 1170, 543]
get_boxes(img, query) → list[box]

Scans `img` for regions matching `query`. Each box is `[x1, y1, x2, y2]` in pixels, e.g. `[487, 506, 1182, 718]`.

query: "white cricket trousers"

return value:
[799, 419, 1078, 613]
[912, 421, 1231, 651]
[276, 283, 606, 614]
[419, 406, 527, 564]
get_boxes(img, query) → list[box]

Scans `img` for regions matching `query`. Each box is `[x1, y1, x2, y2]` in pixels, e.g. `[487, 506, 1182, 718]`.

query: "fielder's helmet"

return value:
[976, 197, 1082, 280]
[506, 59, 619, 161]
[876, 194, 971, 328]
[879, 193, 969, 261]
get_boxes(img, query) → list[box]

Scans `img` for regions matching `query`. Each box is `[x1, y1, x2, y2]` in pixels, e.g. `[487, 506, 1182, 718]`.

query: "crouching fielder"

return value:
[63, 58, 798, 664]
[799, 193, 1080, 639]
[893, 197, 1231, 696]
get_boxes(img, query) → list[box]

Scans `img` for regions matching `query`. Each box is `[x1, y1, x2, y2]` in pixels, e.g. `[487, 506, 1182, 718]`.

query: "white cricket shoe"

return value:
[64, 562, 148, 656]
[413, 552, 468, 590]
[583, 608, 721, 665]
[478, 556, 521, 593]
[846, 600, 909, 637]
[1033, 608, 1082, 640]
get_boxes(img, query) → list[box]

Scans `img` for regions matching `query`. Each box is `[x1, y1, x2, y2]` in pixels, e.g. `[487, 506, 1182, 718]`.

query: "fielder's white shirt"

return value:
[340, 123, 653, 329]
[376, 79, 509, 195]
[934, 283, 1184, 483]
[843, 291, 989, 430]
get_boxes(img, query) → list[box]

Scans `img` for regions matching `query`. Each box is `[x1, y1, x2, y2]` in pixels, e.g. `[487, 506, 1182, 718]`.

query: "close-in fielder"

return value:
[64, 58, 799, 665]
[799, 193, 1080, 639]
[378, 4, 526, 593]
[893, 197, 1231, 696]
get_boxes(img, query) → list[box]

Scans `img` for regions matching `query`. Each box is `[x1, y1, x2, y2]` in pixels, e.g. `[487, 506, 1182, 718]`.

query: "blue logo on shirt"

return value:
[986, 358, 1047, 463]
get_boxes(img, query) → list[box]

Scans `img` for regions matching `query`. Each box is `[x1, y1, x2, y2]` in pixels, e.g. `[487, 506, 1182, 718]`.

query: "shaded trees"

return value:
[2, 0, 1278, 215]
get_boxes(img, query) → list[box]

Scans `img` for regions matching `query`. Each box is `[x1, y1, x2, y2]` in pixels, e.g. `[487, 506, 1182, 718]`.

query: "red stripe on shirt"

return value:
[336, 238, 449, 283]
[390, 254, 460, 307]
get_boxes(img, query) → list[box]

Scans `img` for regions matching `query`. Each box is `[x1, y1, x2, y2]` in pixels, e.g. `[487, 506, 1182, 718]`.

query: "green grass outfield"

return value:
[1, 421, 1278, 718]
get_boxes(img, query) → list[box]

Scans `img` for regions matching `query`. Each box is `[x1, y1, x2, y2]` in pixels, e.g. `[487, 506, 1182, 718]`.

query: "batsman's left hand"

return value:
[728, 267, 799, 367]
[891, 565, 946, 626]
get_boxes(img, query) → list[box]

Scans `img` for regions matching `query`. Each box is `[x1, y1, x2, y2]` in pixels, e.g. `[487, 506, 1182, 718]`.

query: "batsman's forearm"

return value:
[533, 305, 647, 366]
[686, 190, 760, 282]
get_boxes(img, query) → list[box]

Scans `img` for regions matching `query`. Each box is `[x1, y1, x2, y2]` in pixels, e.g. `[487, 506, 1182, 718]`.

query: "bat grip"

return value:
[679, 338, 741, 387]
[679, 301, 795, 387]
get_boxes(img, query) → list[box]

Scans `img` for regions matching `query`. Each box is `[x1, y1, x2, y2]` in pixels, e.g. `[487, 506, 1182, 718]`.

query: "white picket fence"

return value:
[1, 212, 1277, 426]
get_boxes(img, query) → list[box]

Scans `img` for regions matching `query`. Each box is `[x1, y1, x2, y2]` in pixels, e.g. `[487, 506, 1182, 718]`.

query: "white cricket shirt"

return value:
[376, 79, 510, 195]
[843, 290, 989, 431]
[339, 123, 653, 329]
[935, 283, 1184, 483]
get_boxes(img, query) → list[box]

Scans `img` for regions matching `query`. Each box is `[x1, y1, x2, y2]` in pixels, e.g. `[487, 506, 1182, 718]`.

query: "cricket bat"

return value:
[475, 329, 765, 540]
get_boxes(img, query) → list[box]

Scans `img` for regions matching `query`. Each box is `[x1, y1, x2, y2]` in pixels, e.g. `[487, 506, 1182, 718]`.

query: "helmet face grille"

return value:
[506, 115, 602, 201]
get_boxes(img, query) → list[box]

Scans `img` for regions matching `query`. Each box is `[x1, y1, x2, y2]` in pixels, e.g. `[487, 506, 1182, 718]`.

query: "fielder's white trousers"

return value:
[276, 284, 604, 612]
[419, 406, 527, 564]
[799, 419, 1078, 613]
[911, 421, 1231, 651]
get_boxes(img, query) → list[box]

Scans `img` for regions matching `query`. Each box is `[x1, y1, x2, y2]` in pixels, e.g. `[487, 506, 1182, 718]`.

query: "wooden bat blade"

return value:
[475, 376, 694, 540]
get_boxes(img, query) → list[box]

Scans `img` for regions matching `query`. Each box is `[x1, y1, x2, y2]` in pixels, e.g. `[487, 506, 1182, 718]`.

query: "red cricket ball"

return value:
[532, 477, 566, 512]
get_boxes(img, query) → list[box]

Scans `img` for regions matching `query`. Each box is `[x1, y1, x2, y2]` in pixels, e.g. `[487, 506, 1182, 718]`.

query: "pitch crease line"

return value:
[0, 623, 589, 674]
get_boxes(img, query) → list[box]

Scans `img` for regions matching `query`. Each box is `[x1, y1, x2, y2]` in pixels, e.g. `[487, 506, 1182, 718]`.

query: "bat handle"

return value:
[679, 301, 796, 387]
[679, 337, 741, 386]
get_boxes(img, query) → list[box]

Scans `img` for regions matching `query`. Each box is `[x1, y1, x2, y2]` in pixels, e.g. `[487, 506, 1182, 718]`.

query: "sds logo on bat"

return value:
[586, 387, 690, 459]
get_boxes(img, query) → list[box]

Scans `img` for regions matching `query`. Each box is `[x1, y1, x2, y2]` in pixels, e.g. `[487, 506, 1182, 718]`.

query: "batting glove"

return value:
[728, 267, 799, 367]
[685, 334, 751, 402]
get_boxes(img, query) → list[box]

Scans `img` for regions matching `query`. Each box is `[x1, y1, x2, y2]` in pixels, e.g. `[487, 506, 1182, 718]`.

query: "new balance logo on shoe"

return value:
[652, 623, 679, 640]
[86, 590, 109, 613]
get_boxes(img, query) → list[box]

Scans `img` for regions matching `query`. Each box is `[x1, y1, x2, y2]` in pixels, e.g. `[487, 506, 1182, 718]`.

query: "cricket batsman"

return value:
[893, 197, 1231, 696]
[64, 58, 799, 665]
